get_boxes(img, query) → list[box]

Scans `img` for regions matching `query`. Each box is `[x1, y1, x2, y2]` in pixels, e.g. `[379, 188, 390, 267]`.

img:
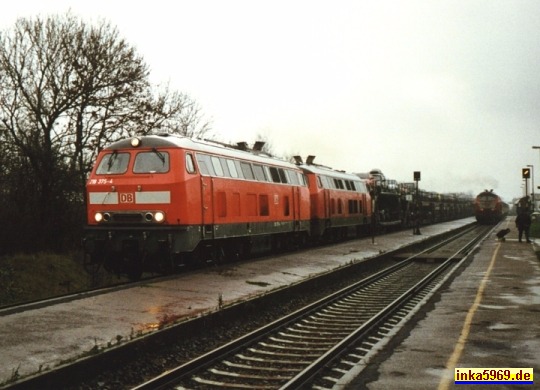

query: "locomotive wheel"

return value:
[206, 245, 226, 265]
[217, 239, 250, 262]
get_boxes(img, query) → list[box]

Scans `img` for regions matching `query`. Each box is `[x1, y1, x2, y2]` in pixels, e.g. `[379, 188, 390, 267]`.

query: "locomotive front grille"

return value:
[112, 213, 144, 223]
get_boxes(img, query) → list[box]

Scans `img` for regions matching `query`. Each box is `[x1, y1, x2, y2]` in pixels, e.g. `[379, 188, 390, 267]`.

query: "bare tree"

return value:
[132, 83, 212, 138]
[253, 131, 278, 156]
[0, 13, 211, 251]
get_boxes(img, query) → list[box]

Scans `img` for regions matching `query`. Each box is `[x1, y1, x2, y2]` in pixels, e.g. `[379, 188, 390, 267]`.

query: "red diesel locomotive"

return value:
[295, 156, 372, 240]
[83, 134, 474, 278]
[83, 134, 311, 278]
[474, 189, 509, 224]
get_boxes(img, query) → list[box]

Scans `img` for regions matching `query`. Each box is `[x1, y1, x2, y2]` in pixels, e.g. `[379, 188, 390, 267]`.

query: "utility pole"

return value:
[533, 146, 540, 211]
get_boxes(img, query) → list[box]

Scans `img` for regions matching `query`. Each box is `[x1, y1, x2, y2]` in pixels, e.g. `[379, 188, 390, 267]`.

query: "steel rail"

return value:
[133, 225, 493, 390]
[1, 225, 477, 317]
[282, 225, 494, 388]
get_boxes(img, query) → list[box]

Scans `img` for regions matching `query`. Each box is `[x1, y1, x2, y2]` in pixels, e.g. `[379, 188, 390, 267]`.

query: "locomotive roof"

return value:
[298, 163, 363, 181]
[476, 190, 500, 198]
[103, 134, 300, 170]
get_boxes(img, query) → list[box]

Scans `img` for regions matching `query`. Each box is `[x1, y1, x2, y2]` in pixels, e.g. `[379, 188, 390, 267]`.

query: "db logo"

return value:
[120, 193, 135, 203]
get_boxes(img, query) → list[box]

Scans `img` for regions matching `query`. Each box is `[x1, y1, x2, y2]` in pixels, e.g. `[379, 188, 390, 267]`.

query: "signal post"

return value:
[522, 167, 530, 198]
[413, 171, 421, 235]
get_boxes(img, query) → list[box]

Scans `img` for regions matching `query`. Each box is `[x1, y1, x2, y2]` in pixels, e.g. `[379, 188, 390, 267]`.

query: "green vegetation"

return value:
[0, 252, 122, 306]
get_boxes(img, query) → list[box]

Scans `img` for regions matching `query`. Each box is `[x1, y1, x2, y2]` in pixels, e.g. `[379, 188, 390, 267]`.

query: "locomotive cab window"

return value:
[133, 150, 170, 173]
[96, 152, 130, 174]
[186, 153, 196, 174]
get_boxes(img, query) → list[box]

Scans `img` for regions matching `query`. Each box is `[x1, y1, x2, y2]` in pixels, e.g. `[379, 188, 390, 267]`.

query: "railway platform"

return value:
[355, 216, 540, 389]
[1, 216, 538, 388]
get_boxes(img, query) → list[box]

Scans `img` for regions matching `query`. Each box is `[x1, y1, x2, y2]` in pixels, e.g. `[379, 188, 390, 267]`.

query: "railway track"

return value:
[0, 273, 177, 317]
[0, 217, 471, 316]
[133, 225, 493, 389]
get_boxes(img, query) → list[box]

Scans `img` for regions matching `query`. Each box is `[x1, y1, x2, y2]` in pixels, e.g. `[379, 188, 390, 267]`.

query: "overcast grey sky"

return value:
[2, 1, 539, 202]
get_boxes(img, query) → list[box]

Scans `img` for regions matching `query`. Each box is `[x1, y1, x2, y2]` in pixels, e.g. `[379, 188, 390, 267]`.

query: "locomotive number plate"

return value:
[120, 193, 135, 203]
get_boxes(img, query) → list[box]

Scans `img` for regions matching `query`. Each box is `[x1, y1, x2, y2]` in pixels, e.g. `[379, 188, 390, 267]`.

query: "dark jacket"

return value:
[515, 212, 532, 228]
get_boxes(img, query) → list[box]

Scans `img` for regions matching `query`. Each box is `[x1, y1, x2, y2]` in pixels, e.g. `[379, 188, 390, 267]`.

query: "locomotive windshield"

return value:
[133, 151, 170, 173]
[96, 152, 130, 174]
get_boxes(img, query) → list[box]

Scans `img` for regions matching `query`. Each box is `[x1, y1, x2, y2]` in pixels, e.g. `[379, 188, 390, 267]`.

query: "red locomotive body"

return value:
[474, 190, 508, 224]
[84, 134, 311, 278]
[296, 157, 372, 240]
[83, 135, 475, 278]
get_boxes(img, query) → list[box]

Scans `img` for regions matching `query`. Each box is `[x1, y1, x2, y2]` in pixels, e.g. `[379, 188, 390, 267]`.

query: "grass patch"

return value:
[0, 252, 122, 306]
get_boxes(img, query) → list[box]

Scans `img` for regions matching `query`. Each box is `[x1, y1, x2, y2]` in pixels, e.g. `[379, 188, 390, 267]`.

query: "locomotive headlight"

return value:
[154, 211, 165, 222]
[131, 137, 141, 147]
[95, 212, 111, 222]
[144, 211, 165, 223]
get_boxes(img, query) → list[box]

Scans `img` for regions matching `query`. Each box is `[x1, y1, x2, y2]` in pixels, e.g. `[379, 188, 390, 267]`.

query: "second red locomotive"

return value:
[296, 156, 372, 240]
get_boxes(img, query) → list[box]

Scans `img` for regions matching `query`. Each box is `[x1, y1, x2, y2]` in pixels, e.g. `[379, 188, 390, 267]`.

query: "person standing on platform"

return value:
[515, 210, 532, 243]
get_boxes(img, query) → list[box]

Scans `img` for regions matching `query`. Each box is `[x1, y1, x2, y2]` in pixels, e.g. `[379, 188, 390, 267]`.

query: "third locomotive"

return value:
[474, 189, 509, 224]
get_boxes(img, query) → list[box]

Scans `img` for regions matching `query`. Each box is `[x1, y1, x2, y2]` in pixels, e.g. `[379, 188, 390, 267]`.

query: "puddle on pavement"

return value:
[503, 255, 522, 260]
[470, 351, 494, 358]
[499, 287, 540, 305]
[478, 304, 514, 310]
[425, 367, 453, 381]
[488, 322, 518, 331]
